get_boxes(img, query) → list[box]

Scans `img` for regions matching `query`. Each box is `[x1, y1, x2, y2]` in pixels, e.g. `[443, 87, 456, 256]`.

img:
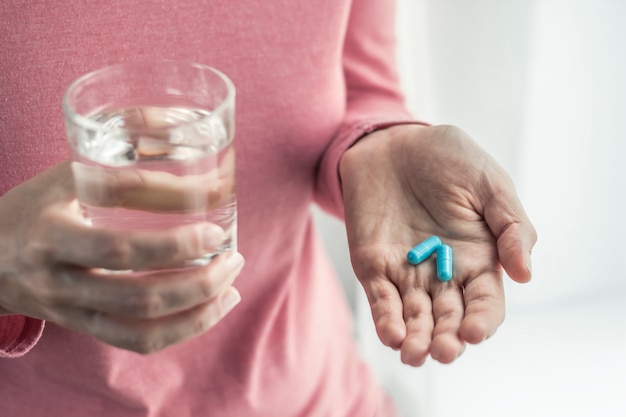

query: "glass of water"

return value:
[63, 60, 236, 267]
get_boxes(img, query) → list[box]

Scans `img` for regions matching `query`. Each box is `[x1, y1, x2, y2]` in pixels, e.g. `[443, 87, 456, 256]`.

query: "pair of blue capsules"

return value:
[406, 236, 453, 282]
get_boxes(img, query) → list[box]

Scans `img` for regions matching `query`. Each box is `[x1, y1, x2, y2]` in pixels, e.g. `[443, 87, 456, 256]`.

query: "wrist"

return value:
[339, 123, 429, 182]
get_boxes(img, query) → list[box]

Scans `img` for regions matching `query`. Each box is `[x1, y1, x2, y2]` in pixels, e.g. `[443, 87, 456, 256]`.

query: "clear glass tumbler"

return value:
[63, 60, 236, 267]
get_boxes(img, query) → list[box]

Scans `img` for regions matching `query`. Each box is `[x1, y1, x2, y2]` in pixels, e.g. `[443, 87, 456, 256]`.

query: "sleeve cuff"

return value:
[0, 315, 45, 358]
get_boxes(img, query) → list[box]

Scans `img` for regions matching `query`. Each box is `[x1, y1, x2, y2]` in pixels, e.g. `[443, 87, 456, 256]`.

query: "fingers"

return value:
[51, 252, 244, 318]
[33, 252, 244, 354]
[398, 286, 434, 366]
[362, 277, 407, 350]
[428, 283, 466, 364]
[483, 176, 537, 283]
[363, 264, 506, 366]
[71, 147, 235, 213]
[458, 270, 505, 344]
[0, 160, 243, 354]
[57, 286, 241, 354]
[395, 264, 503, 366]
[39, 217, 225, 270]
[398, 271, 466, 366]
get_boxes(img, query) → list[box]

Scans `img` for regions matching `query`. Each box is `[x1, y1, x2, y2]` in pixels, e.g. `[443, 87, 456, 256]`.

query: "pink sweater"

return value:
[0, 1, 414, 415]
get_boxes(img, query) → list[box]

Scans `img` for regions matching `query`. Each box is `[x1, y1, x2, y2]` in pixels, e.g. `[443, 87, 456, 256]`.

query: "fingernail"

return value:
[203, 225, 225, 250]
[220, 288, 241, 314]
[224, 252, 245, 272]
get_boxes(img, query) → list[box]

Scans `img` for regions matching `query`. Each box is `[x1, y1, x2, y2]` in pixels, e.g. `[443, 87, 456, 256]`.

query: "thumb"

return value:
[483, 182, 537, 283]
[495, 220, 536, 283]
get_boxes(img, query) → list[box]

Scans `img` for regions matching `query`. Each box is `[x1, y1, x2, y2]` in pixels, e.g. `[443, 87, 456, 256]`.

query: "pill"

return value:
[407, 236, 442, 265]
[436, 244, 453, 282]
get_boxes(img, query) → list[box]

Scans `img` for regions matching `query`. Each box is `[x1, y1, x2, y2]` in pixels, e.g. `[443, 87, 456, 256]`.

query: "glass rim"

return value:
[62, 59, 235, 134]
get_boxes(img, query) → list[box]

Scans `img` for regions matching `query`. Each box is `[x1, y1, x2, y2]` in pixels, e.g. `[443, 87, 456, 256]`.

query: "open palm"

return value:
[340, 124, 536, 365]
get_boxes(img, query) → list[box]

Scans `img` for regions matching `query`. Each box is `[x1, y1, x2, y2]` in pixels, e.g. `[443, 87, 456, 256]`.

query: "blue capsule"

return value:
[407, 236, 442, 265]
[436, 244, 453, 282]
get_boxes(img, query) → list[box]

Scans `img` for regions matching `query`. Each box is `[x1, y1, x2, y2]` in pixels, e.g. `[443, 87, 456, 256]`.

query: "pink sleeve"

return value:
[314, 0, 428, 218]
[0, 315, 45, 358]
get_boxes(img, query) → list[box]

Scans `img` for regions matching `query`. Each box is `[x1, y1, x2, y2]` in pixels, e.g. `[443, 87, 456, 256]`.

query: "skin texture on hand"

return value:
[340, 124, 536, 366]
[0, 161, 243, 354]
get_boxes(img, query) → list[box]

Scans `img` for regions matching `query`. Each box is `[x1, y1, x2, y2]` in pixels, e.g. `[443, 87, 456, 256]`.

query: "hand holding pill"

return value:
[340, 123, 537, 366]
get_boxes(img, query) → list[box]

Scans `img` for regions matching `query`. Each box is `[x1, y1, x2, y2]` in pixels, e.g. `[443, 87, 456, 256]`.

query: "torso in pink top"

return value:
[0, 1, 413, 415]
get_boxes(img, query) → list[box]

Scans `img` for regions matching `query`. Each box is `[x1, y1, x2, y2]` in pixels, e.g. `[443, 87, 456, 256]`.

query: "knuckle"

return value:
[192, 281, 215, 305]
[24, 271, 63, 306]
[197, 270, 224, 299]
[24, 209, 69, 262]
[196, 302, 221, 332]
[125, 291, 166, 318]
[351, 247, 387, 280]
[19, 227, 50, 263]
[192, 315, 212, 336]
[133, 236, 179, 268]
[178, 227, 204, 257]
[94, 236, 132, 267]
[157, 237, 182, 262]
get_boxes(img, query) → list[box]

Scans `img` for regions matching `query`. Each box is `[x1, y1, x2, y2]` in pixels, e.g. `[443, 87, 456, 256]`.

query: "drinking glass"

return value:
[63, 60, 236, 267]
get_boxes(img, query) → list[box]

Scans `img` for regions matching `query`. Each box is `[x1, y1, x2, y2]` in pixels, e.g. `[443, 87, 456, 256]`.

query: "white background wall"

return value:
[313, 1, 626, 416]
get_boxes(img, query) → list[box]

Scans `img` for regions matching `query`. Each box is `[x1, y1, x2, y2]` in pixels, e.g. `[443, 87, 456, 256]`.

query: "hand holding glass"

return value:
[63, 60, 237, 269]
